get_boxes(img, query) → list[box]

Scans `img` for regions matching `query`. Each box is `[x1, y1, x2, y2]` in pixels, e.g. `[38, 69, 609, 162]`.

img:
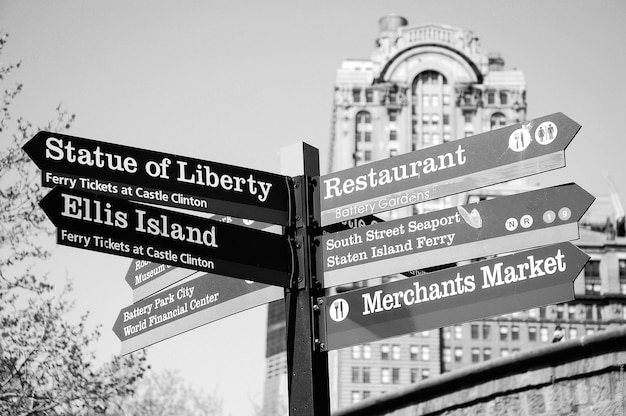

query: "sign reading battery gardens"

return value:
[320, 242, 589, 351]
[39, 187, 292, 287]
[319, 113, 580, 226]
[321, 183, 594, 288]
[23, 132, 291, 225]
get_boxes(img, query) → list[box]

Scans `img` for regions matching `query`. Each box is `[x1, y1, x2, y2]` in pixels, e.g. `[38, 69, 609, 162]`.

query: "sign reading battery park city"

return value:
[23, 131, 291, 225]
[113, 272, 283, 354]
[319, 113, 580, 226]
[320, 242, 589, 351]
[321, 183, 594, 288]
[39, 187, 292, 287]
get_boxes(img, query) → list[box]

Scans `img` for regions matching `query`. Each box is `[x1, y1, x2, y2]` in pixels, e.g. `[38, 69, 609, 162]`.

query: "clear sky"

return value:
[2, 1, 626, 415]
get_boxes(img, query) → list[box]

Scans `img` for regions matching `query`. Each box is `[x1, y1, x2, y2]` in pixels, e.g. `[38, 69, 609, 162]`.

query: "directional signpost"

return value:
[24, 131, 291, 225]
[319, 242, 589, 351]
[114, 272, 283, 354]
[39, 187, 293, 287]
[24, 111, 590, 416]
[320, 113, 580, 226]
[321, 183, 594, 288]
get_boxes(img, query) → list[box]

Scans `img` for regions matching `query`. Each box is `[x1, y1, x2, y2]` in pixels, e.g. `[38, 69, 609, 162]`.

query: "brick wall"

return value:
[336, 326, 626, 416]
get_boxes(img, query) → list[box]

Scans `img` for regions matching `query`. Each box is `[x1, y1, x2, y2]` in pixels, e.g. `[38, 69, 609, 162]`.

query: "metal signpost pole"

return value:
[283, 143, 330, 416]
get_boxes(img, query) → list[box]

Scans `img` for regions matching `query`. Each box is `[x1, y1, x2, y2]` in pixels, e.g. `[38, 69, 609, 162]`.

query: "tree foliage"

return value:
[0, 32, 149, 415]
[114, 368, 223, 416]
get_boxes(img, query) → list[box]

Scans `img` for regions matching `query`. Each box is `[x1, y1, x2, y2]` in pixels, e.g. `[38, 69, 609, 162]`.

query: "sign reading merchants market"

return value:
[319, 113, 580, 226]
[321, 183, 593, 288]
[39, 187, 292, 287]
[23, 132, 291, 225]
[321, 242, 589, 351]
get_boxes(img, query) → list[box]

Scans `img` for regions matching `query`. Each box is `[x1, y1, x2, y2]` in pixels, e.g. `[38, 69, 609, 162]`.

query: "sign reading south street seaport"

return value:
[319, 113, 580, 226]
[321, 183, 594, 288]
[23, 131, 291, 225]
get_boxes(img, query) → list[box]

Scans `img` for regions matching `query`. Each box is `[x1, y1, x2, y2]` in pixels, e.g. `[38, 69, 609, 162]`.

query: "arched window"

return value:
[490, 112, 507, 129]
[412, 71, 450, 150]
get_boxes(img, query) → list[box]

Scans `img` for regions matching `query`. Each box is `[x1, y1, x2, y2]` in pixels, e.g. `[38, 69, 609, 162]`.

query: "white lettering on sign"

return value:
[362, 273, 476, 315]
[134, 209, 218, 248]
[480, 249, 566, 289]
[45, 137, 138, 173]
[323, 145, 466, 200]
[176, 161, 272, 203]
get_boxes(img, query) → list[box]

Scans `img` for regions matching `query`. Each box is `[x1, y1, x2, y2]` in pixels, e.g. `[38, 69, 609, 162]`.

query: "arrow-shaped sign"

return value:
[320, 113, 581, 226]
[320, 242, 589, 351]
[321, 183, 594, 288]
[114, 272, 283, 355]
[24, 132, 291, 225]
[126, 213, 283, 302]
[40, 187, 293, 287]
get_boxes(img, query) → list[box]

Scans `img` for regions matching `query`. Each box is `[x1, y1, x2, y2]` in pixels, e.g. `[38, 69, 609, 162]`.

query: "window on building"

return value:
[423, 133, 431, 145]
[557, 304, 564, 319]
[540, 327, 549, 342]
[392, 368, 400, 384]
[365, 89, 373, 103]
[540, 307, 547, 319]
[351, 367, 360, 383]
[422, 95, 430, 107]
[500, 325, 509, 341]
[362, 367, 371, 383]
[443, 132, 451, 142]
[454, 325, 463, 339]
[389, 130, 397, 141]
[443, 347, 451, 363]
[422, 369, 430, 380]
[352, 89, 361, 103]
[410, 368, 419, 383]
[410, 345, 419, 361]
[432, 95, 440, 107]
[487, 92, 495, 105]
[443, 113, 450, 126]
[490, 112, 507, 130]
[364, 131, 371, 142]
[351, 391, 361, 404]
[363, 344, 371, 359]
[529, 326, 537, 342]
[389, 92, 397, 104]
[421, 346, 430, 361]
[569, 327, 578, 339]
[529, 308, 539, 319]
[483, 324, 491, 340]
[389, 110, 397, 122]
[472, 348, 480, 363]
[586, 305, 593, 320]
[584, 260, 601, 294]
[392, 344, 401, 360]
[586, 327, 595, 336]
[422, 114, 430, 125]
[569, 305, 577, 320]
[389, 149, 397, 157]
[381, 344, 390, 360]
[483, 348, 492, 361]
[352, 345, 362, 359]
[512, 325, 520, 341]
[381, 368, 391, 384]
[501, 348, 509, 357]
[356, 111, 371, 124]
[431, 114, 440, 125]
[364, 150, 372, 161]
[443, 94, 450, 105]
[499, 91, 508, 105]
[454, 347, 463, 362]
[471, 324, 480, 340]
[363, 391, 371, 400]
[464, 112, 472, 124]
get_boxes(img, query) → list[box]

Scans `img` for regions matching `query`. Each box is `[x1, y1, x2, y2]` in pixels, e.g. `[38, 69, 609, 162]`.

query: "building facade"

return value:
[262, 15, 626, 414]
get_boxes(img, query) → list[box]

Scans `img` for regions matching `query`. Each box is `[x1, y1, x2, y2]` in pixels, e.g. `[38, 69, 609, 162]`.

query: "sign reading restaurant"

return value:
[319, 113, 580, 226]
